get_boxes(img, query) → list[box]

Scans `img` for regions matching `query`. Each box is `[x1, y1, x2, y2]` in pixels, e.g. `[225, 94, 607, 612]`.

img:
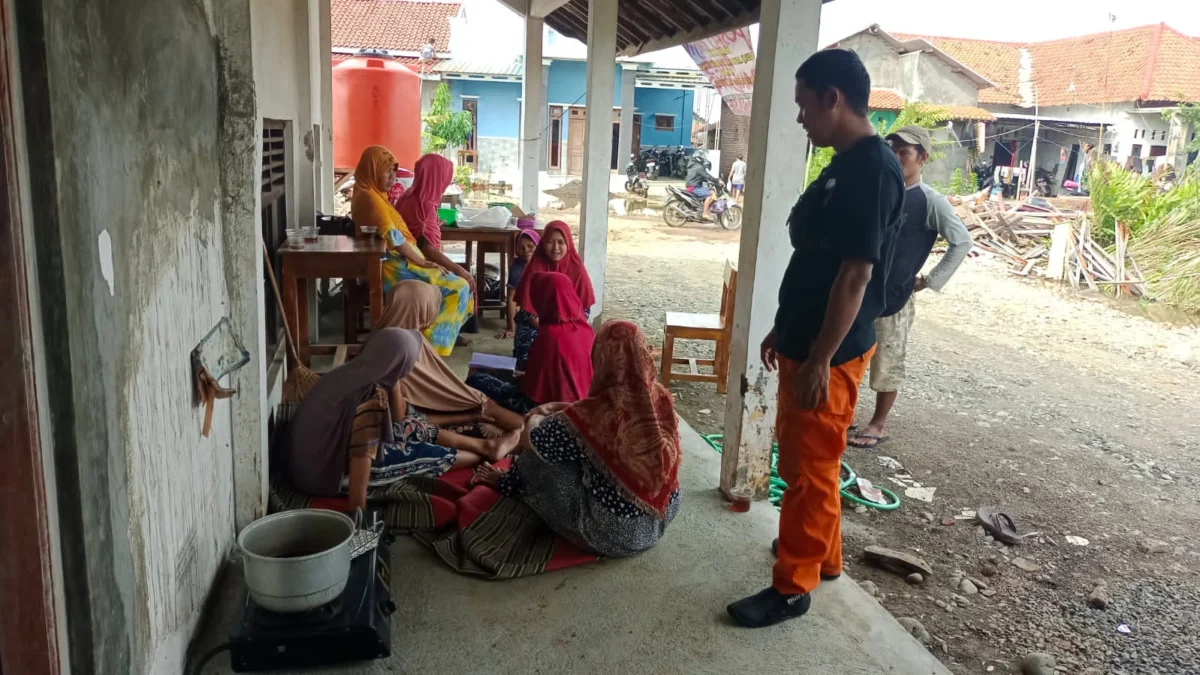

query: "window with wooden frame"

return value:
[549, 105, 562, 169]
[462, 98, 478, 151]
[261, 119, 289, 358]
[654, 114, 674, 132]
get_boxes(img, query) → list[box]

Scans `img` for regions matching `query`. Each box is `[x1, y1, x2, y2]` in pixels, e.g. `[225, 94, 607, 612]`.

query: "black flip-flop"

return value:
[976, 506, 1023, 546]
[847, 433, 889, 449]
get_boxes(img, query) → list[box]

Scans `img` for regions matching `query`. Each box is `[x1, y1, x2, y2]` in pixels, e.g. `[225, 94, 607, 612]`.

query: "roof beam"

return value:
[621, 10, 758, 56]
[530, 0, 572, 18]
[615, 2, 673, 43]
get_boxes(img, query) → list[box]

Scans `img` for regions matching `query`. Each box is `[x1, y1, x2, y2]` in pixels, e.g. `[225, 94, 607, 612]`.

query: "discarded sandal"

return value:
[976, 506, 1023, 546]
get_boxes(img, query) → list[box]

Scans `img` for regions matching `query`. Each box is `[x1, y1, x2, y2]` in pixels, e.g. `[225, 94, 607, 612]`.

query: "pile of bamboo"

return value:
[950, 192, 1146, 297]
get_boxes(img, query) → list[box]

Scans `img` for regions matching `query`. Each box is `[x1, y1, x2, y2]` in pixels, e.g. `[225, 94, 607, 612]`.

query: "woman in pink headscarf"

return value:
[397, 154, 475, 296]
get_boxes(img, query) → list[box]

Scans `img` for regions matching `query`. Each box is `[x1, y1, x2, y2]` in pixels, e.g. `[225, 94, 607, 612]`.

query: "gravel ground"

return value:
[540, 209, 1200, 675]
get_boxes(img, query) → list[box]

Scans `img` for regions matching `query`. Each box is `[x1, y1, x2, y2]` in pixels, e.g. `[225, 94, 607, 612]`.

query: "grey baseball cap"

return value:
[886, 125, 933, 155]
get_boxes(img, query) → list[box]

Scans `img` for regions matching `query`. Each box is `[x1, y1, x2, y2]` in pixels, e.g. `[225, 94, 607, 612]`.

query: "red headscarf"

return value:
[397, 153, 454, 248]
[514, 220, 595, 313]
[520, 272, 594, 404]
[563, 321, 681, 518]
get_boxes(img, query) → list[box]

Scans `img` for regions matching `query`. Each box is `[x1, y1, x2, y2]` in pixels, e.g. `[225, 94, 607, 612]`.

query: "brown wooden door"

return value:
[0, 0, 63, 671]
[567, 109, 585, 175]
[632, 113, 642, 155]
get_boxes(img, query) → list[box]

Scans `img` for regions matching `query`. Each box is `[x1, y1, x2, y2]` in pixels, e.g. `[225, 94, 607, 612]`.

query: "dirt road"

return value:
[568, 210, 1200, 674]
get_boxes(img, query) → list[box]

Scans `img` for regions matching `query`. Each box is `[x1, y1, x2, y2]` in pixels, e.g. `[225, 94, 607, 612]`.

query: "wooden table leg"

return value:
[474, 238, 486, 319]
[282, 263, 299, 369]
[296, 275, 311, 366]
[367, 255, 383, 329]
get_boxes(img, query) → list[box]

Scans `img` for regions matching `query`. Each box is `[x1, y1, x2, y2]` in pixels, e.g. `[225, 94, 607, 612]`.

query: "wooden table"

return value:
[440, 226, 542, 319]
[280, 235, 386, 366]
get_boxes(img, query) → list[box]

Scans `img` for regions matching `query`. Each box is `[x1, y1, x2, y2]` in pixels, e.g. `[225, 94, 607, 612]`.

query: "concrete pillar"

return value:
[1165, 112, 1191, 175]
[216, 0, 271, 530]
[315, 0, 335, 213]
[521, 14, 545, 213]
[539, 64, 550, 171]
[578, 0, 618, 316]
[719, 0, 821, 500]
[617, 66, 637, 167]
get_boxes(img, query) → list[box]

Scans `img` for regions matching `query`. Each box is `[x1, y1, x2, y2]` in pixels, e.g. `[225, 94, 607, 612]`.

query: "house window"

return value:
[1131, 144, 1143, 157]
[1103, 143, 1112, 156]
[654, 114, 674, 132]
[261, 119, 289, 359]
[1149, 145, 1167, 157]
[462, 98, 478, 151]
[549, 106, 562, 169]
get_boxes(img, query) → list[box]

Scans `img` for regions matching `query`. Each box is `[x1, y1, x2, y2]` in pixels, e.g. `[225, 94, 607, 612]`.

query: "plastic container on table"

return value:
[437, 207, 457, 226]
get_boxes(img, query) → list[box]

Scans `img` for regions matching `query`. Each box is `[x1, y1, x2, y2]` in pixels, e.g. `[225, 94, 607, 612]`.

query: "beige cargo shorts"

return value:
[868, 296, 915, 393]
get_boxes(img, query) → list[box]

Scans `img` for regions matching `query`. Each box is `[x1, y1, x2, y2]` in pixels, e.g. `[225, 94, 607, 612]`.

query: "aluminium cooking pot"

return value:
[237, 509, 356, 613]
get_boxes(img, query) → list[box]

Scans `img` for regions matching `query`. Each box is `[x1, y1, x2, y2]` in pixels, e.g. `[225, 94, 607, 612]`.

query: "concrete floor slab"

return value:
[194, 417, 948, 675]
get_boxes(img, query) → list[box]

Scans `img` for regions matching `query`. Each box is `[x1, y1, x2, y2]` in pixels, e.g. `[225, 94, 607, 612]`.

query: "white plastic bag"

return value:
[455, 206, 512, 228]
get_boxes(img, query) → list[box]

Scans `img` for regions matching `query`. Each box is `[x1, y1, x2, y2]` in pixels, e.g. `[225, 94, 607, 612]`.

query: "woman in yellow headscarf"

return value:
[351, 146, 474, 356]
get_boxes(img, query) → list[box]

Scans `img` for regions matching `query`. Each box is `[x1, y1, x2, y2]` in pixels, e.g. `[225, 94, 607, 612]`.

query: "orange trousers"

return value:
[772, 348, 874, 595]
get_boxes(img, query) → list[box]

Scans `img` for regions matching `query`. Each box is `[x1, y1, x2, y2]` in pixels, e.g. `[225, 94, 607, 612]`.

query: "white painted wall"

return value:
[990, 102, 1173, 170]
[252, 0, 321, 228]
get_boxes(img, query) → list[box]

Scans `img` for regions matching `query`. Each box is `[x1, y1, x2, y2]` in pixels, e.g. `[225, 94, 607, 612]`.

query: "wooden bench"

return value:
[660, 261, 737, 394]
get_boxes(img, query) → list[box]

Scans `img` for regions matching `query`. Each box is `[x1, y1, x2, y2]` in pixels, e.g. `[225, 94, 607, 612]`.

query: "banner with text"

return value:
[683, 29, 756, 117]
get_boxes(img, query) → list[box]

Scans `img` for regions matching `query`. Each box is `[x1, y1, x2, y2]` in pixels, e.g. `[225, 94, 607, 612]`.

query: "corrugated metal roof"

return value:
[433, 58, 524, 77]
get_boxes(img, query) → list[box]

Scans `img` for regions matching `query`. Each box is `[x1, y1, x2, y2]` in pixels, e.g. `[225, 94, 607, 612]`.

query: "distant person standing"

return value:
[726, 48, 904, 629]
[419, 37, 436, 74]
[728, 154, 747, 202]
[846, 126, 972, 449]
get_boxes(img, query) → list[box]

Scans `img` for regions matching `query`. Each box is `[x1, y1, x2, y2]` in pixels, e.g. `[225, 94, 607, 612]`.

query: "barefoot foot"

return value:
[484, 429, 521, 462]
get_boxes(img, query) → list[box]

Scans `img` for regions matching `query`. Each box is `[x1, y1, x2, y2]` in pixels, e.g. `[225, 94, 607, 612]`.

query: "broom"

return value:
[262, 242, 321, 403]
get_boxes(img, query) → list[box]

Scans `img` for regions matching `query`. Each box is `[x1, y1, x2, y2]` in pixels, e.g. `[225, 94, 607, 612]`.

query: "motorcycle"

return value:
[638, 147, 660, 181]
[1033, 168, 1056, 197]
[624, 157, 649, 198]
[662, 180, 742, 230]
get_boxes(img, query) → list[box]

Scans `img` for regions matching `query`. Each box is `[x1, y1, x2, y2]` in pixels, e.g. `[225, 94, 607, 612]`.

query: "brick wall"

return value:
[718, 99, 750, 179]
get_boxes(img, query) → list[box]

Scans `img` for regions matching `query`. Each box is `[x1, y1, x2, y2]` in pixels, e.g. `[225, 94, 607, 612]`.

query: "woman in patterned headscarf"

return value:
[473, 321, 682, 557]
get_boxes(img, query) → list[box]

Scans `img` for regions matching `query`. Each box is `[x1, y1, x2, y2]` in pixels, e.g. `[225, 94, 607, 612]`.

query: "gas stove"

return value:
[228, 531, 395, 672]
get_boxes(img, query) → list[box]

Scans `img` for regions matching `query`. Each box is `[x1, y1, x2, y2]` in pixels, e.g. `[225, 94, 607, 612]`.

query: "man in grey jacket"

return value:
[848, 125, 972, 449]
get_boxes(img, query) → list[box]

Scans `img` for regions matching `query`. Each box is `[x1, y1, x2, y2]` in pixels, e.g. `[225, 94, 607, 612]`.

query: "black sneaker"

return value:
[771, 539, 842, 581]
[727, 587, 811, 628]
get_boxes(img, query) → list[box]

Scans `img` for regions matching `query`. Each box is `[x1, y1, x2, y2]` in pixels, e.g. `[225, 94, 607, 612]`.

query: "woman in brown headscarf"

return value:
[286, 328, 519, 510]
[378, 281, 525, 431]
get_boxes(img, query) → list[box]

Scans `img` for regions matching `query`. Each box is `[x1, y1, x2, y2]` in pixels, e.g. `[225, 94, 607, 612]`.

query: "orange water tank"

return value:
[332, 57, 422, 173]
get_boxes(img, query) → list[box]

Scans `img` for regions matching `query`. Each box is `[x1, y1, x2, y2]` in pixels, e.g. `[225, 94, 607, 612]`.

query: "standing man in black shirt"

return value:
[727, 49, 905, 629]
[847, 126, 972, 450]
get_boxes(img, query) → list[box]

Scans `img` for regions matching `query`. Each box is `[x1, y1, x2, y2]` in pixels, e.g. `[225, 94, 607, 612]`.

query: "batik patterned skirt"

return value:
[384, 254, 474, 357]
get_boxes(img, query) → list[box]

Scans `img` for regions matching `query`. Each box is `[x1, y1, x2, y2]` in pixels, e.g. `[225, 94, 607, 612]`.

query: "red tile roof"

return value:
[869, 89, 905, 110]
[331, 0, 459, 53]
[897, 24, 1200, 108]
[869, 89, 995, 121]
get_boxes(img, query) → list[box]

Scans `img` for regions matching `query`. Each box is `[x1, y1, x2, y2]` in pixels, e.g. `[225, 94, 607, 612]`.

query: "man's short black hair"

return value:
[795, 49, 871, 117]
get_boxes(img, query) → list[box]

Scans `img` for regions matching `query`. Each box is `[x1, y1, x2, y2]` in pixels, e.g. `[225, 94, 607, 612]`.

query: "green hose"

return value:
[700, 433, 899, 511]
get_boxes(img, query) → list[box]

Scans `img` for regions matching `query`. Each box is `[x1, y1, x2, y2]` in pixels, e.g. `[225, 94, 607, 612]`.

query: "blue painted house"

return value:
[436, 56, 705, 179]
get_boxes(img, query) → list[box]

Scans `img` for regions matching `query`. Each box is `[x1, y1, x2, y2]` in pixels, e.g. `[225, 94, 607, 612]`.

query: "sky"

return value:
[816, 0, 1200, 43]
[641, 0, 1200, 68]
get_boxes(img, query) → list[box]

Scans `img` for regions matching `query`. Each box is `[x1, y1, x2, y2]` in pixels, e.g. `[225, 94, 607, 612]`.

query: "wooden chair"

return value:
[660, 261, 737, 394]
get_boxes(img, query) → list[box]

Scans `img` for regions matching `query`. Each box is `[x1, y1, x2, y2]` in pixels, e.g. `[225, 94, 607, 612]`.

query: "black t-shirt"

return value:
[882, 184, 937, 317]
[775, 135, 905, 366]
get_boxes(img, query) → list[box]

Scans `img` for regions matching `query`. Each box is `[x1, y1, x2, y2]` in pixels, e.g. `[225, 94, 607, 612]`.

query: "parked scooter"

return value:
[638, 147, 661, 181]
[662, 179, 742, 230]
[624, 155, 649, 198]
